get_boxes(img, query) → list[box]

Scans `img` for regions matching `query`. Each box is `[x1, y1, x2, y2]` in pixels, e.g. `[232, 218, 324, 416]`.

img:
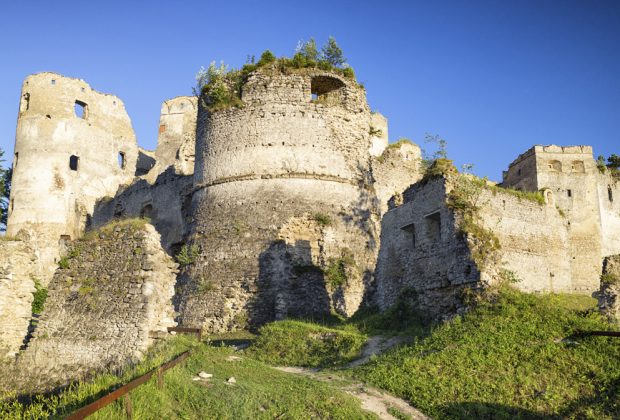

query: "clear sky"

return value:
[0, 0, 618, 180]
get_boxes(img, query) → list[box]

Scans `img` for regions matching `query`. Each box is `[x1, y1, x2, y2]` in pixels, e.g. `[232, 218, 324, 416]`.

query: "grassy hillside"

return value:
[354, 287, 620, 419]
[3, 285, 618, 419]
[246, 286, 620, 419]
[0, 335, 374, 419]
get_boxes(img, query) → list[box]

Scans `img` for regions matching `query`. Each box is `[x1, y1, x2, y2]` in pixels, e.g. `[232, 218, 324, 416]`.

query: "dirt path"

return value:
[275, 336, 428, 420]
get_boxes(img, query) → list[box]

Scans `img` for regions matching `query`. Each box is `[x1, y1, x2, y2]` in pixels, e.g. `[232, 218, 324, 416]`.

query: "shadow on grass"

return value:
[441, 402, 549, 419]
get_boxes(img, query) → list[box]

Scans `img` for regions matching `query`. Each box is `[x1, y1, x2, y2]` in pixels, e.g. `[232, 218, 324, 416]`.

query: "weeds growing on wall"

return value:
[195, 37, 357, 113]
[31, 278, 48, 315]
[312, 213, 332, 226]
[447, 174, 501, 270]
[175, 244, 200, 266]
[325, 251, 356, 289]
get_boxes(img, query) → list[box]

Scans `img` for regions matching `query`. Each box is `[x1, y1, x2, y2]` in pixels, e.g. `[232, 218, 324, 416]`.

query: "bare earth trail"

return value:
[274, 336, 429, 420]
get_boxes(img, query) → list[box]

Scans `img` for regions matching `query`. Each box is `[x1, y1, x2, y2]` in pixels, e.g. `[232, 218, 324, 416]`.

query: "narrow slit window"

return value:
[401, 223, 416, 248]
[20, 93, 30, 112]
[567, 189, 572, 198]
[14, 152, 18, 168]
[609, 186, 613, 202]
[74, 100, 88, 119]
[69, 155, 79, 171]
[118, 152, 126, 169]
[51, 79, 56, 85]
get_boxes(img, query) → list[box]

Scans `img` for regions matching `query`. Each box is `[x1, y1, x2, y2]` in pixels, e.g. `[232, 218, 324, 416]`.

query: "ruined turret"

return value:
[177, 66, 382, 332]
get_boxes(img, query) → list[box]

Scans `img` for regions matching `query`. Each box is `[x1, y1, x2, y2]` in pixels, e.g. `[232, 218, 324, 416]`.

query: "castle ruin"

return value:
[0, 62, 618, 391]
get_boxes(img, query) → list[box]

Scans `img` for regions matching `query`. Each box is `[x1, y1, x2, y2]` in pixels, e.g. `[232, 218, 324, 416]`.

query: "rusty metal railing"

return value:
[65, 350, 190, 419]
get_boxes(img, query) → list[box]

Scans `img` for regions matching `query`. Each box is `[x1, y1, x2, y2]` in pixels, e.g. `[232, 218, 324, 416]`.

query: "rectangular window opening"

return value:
[425, 211, 441, 242]
[401, 223, 416, 248]
[567, 189, 572, 198]
[74, 100, 88, 119]
[69, 155, 79, 171]
[118, 152, 126, 169]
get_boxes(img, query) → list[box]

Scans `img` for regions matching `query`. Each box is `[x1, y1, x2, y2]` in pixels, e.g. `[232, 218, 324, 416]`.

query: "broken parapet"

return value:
[7, 220, 177, 393]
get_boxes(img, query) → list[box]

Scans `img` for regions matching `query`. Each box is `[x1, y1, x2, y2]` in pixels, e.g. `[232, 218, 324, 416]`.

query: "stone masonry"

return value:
[4, 221, 177, 392]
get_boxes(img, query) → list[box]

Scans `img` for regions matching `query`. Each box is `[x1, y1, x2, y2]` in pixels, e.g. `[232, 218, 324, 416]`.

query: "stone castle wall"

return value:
[376, 174, 594, 319]
[7, 222, 177, 392]
[0, 238, 39, 359]
[7, 73, 139, 285]
[178, 69, 380, 332]
[502, 145, 605, 292]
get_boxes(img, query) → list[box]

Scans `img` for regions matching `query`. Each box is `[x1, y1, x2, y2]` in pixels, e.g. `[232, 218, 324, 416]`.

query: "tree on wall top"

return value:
[0, 148, 8, 230]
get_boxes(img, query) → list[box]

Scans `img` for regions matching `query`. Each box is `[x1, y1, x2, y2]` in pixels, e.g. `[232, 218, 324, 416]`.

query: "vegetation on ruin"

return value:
[31, 279, 48, 315]
[195, 37, 356, 112]
[312, 212, 332, 226]
[0, 148, 11, 230]
[601, 273, 619, 286]
[248, 320, 366, 368]
[447, 174, 501, 270]
[598, 154, 620, 177]
[175, 244, 200, 266]
[81, 218, 150, 242]
[0, 335, 373, 419]
[325, 253, 356, 288]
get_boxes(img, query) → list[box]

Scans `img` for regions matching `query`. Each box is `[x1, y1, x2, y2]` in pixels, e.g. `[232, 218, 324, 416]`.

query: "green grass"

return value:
[354, 286, 620, 419]
[247, 320, 367, 368]
[1, 335, 374, 419]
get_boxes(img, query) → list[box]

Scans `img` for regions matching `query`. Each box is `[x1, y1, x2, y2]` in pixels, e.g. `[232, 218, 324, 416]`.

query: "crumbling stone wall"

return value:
[91, 168, 193, 253]
[598, 173, 620, 257]
[178, 68, 380, 332]
[7, 73, 140, 285]
[0, 238, 39, 359]
[597, 255, 620, 323]
[10, 221, 177, 392]
[376, 174, 589, 319]
[375, 177, 474, 319]
[372, 141, 423, 216]
[146, 96, 197, 181]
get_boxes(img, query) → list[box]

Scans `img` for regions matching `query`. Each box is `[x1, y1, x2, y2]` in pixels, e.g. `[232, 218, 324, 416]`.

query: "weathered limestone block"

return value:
[0, 239, 38, 358]
[597, 255, 620, 322]
[7, 221, 177, 393]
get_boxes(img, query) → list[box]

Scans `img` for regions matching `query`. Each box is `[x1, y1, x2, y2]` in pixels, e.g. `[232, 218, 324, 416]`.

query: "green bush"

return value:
[57, 256, 70, 269]
[31, 279, 48, 315]
[249, 320, 367, 367]
[176, 244, 200, 266]
[312, 213, 331, 226]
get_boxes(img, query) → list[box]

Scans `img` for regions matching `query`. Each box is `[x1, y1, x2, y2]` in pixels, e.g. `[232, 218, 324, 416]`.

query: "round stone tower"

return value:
[7, 73, 139, 282]
[177, 67, 380, 332]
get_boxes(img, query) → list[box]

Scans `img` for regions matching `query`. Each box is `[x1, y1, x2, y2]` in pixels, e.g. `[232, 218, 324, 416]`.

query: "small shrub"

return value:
[31, 279, 48, 315]
[176, 244, 200, 266]
[325, 251, 355, 288]
[57, 256, 70, 269]
[256, 49, 276, 67]
[368, 126, 383, 137]
[601, 273, 619, 285]
[312, 213, 332, 226]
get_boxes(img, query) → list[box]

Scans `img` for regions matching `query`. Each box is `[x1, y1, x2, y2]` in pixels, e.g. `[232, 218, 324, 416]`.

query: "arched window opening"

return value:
[118, 152, 126, 169]
[141, 204, 153, 219]
[310, 76, 345, 103]
[20, 93, 30, 113]
[69, 155, 79, 171]
[74, 100, 89, 119]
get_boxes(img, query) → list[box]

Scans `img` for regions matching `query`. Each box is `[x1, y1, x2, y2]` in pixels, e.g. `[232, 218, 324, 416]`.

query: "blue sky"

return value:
[0, 0, 618, 180]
